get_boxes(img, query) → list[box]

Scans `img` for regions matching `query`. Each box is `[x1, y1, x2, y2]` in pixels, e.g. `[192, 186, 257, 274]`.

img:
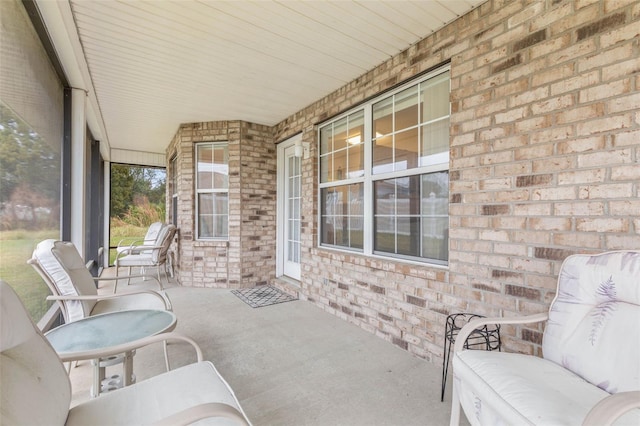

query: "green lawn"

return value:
[0, 229, 58, 321]
[108, 224, 148, 265]
[0, 225, 151, 322]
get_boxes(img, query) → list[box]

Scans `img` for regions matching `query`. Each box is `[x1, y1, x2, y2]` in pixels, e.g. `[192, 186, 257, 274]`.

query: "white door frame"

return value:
[276, 134, 302, 280]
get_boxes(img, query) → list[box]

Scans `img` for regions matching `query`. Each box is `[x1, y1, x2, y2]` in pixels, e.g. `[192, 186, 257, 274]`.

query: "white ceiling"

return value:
[66, 0, 485, 155]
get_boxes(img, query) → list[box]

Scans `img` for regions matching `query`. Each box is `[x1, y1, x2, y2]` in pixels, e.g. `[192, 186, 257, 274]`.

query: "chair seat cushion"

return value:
[117, 253, 156, 267]
[66, 361, 248, 425]
[453, 351, 640, 426]
[90, 293, 168, 316]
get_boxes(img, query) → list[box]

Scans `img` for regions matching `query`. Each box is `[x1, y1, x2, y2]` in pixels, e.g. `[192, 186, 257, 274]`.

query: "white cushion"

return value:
[32, 240, 98, 322]
[543, 251, 640, 393]
[116, 252, 156, 267]
[1, 281, 72, 425]
[116, 222, 164, 254]
[66, 361, 248, 426]
[454, 351, 640, 426]
[89, 292, 168, 316]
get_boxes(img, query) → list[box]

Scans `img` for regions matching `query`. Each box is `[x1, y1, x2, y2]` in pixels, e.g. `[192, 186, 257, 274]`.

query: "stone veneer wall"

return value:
[271, 0, 640, 362]
[166, 121, 276, 289]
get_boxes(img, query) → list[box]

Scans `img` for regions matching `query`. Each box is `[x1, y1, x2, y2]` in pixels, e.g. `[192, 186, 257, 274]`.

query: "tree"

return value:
[0, 104, 60, 230]
[110, 165, 134, 218]
[110, 164, 165, 220]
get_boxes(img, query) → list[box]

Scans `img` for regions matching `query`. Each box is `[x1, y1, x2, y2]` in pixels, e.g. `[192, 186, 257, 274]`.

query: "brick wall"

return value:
[166, 121, 276, 289]
[271, 0, 640, 362]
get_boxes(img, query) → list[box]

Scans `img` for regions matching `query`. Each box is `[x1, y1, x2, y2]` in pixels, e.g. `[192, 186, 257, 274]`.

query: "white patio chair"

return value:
[0, 280, 251, 425]
[29, 239, 172, 323]
[115, 221, 164, 256]
[116, 224, 177, 289]
[450, 250, 640, 426]
[29, 239, 173, 382]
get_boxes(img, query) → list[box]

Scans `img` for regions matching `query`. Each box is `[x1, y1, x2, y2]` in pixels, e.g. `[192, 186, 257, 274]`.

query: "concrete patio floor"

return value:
[67, 270, 468, 425]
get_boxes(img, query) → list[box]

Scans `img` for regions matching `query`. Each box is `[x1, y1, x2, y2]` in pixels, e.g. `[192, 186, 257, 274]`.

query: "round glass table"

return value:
[46, 309, 176, 397]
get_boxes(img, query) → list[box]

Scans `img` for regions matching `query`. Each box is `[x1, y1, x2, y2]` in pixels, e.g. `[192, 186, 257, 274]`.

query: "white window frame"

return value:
[318, 65, 450, 265]
[195, 142, 229, 240]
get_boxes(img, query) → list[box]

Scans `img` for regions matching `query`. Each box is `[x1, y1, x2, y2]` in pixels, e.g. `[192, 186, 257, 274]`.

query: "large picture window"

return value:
[196, 142, 229, 239]
[319, 67, 450, 265]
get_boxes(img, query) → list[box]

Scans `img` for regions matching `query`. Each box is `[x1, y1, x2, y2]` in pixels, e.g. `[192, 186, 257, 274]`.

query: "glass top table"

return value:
[46, 309, 176, 397]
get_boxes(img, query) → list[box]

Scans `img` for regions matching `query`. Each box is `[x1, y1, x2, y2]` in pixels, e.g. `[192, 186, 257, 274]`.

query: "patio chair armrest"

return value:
[117, 237, 143, 248]
[454, 312, 548, 353]
[582, 391, 640, 426]
[117, 244, 164, 257]
[46, 289, 171, 310]
[95, 274, 163, 292]
[56, 332, 202, 363]
[151, 402, 250, 426]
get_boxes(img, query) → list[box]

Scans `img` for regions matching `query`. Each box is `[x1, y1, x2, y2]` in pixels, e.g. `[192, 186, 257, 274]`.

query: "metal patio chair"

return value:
[115, 221, 164, 256]
[115, 224, 177, 289]
[0, 280, 250, 425]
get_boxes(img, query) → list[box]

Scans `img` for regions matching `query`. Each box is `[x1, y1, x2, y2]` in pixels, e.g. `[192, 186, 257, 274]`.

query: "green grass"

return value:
[0, 229, 58, 322]
[0, 225, 152, 321]
[109, 223, 148, 265]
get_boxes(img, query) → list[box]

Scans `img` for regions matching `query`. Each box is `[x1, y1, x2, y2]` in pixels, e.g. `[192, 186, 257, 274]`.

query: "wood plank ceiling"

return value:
[69, 0, 485, 154]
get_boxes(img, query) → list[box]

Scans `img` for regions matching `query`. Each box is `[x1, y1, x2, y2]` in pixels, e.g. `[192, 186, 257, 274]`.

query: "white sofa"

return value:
[450, 250, 640, 426]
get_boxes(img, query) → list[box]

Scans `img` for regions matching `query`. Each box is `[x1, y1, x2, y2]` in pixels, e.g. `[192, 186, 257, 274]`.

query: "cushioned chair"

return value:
[450, 250, 640, 426]
[29, 239, 171, 323]
[0, 280, 251, 425]
[116, 224, 177, 288]
[30, 239, 173, 387]
[116, 221, 164, 255]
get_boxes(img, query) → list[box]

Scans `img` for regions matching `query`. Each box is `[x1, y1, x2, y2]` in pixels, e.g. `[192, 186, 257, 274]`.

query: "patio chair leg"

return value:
[450, 381, 461, 426]
[126, 266, 132, 286]
[163, 340, 171, 371]
[157, 267, 164, 290]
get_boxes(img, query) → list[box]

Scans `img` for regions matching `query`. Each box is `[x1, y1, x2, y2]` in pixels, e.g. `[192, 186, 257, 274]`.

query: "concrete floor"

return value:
[68, 272, 468, 425]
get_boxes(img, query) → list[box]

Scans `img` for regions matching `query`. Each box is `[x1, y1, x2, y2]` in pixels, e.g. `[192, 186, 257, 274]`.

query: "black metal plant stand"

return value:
[440, 313, 501, 402]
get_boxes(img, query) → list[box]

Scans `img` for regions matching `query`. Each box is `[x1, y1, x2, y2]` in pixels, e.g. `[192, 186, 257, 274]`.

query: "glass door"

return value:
[277, 136, 302, 280]
[283, 145, 301, 279]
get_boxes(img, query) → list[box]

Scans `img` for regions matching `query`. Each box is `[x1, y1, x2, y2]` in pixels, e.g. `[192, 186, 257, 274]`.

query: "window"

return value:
[319, 67, 450, 265]
[196, 142, 229, 239]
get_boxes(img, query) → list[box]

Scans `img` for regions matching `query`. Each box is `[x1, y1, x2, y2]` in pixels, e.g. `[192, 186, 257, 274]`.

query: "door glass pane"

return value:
[285, 150, 301, 266]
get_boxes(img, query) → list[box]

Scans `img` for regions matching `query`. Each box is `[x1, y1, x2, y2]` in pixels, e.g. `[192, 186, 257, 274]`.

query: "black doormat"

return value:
[231, 285, 297, 308]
